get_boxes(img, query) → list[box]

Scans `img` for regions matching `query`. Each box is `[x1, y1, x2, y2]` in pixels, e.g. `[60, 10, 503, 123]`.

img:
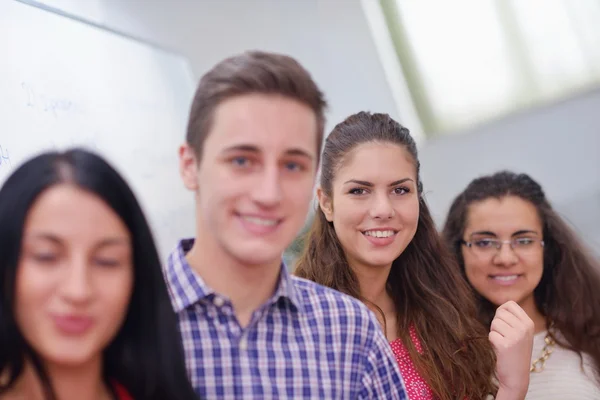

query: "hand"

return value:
[489, 301, 534, 399]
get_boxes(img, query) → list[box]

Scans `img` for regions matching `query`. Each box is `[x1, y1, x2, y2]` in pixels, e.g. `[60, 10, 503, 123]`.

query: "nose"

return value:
[369, 192, 395, 219]
[60, 259, 93, 304]
[492, 242, 518, 266]
[250, 165, 282, 208]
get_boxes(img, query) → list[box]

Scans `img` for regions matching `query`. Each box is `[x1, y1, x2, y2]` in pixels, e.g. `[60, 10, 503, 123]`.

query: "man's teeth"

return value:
[364, 230, 395, 238]
[492, 275, 519, 281]
[242, 216, 278, 226]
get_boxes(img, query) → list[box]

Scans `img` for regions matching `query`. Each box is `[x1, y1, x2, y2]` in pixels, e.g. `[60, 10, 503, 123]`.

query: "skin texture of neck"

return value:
[350, 260, 398, 340]
[186, 236, 281, 328]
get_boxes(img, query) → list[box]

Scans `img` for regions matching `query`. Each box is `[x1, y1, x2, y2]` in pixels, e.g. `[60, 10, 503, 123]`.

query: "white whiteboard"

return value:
[0, 0, 196, 258]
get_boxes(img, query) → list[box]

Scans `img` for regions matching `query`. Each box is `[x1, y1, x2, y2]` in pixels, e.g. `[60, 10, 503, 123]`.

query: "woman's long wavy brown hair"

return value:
[442, 170, 600, 383]
[294, 112, 498, 400]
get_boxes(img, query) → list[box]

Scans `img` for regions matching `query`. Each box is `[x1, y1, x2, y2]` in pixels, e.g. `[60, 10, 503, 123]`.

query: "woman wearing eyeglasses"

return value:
[442, 170, 600, 399]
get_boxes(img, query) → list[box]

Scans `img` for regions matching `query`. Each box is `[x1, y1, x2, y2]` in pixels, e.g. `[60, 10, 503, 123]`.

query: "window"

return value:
[377, 0, 600, 135]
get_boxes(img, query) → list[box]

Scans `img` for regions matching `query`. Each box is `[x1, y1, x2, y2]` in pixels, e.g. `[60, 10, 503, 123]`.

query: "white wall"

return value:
[419, 89, 600, 255]
[18, 0, 600, 256]
[57, 0, 400, 135]
[16, 0, 403, 261]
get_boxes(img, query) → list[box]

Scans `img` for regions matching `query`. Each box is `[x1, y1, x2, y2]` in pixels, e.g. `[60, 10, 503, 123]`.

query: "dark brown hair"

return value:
[294, 112, 498, 400]
[442, 170, 600, 382]
[186, 50, 327, 160]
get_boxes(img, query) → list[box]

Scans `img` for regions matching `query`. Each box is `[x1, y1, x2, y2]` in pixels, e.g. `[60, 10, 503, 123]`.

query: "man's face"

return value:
[180, 93, 319, 267]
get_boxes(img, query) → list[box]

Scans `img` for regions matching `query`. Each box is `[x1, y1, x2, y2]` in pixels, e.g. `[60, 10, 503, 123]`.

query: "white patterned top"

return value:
[526, 330, 600, 399]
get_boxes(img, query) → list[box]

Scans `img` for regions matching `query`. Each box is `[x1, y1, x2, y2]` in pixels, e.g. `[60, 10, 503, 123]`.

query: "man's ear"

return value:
[179, 143, 199, 191]
[317, 186, 333, 222]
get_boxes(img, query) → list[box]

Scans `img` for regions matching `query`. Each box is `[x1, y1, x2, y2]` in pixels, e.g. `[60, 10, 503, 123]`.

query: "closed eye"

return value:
[94, 258, 121, 267]
[33, 253, 59, 263]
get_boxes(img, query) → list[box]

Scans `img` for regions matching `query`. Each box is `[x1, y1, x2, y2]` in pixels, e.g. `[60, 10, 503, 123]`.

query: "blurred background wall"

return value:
[30, 0, 600, 260]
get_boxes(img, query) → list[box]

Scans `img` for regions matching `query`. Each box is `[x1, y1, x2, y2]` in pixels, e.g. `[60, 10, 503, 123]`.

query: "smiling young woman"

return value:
[0, 149, 198, 400]
[443, 170, 600, 399]
[295, 112, 533, 400]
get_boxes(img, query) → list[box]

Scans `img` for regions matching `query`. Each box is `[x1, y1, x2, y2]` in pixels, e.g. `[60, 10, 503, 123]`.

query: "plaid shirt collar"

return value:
[164, 238, 301, 313]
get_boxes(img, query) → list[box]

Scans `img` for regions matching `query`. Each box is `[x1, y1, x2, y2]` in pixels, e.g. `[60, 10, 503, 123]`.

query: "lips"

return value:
[489, 274, 522, 286]
[361, 228, 399, 247]
[237, 213, 282, 235]
[52, 314, 95, 335]
[240, 215, 279, 226]
[362, 229, 396, 238]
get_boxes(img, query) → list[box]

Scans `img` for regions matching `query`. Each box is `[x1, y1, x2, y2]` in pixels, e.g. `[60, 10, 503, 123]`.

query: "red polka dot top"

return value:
[389, 326, 436, 400]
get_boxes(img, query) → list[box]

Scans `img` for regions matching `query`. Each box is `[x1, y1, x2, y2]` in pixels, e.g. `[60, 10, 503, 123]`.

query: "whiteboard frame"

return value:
[14, 0, 184, 58]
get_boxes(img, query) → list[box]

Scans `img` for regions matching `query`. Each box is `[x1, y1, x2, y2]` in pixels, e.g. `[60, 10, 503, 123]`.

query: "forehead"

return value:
[25, 184, 128, 239]
[205, 93, 318, 158]
[466, 196, 542, 234]
[334, 141, 416, 183]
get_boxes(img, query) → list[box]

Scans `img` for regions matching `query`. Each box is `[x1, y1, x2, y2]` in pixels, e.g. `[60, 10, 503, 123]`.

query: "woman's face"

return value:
[461, 195, 544, 314]
[15, 184, 134, 367]
[319, 141, 420, 271]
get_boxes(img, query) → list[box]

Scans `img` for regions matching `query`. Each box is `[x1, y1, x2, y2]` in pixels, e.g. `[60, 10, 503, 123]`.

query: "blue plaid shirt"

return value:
[164, 239, 407, 399]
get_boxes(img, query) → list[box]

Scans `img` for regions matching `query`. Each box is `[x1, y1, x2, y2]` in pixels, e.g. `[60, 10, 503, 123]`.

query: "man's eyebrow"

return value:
[222, 144, 314, 160]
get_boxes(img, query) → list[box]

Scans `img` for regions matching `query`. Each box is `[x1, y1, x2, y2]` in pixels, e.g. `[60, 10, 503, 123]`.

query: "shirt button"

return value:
[239, 336, 248, 351]
[213, 296, 224, 307]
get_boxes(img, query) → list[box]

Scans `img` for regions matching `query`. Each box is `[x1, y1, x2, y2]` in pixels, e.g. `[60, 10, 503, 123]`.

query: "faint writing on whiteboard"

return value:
[21, 82, 84, 118]
[0, 146, 12, 169]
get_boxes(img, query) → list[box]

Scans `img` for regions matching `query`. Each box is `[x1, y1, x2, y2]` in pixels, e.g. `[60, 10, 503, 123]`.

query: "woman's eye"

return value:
[515, 238, 534, 246]
[33, 253, 58, 263]
[474, 239, 495, 248]
[349, 188, 367, 195]
[94, 258, 121, 267]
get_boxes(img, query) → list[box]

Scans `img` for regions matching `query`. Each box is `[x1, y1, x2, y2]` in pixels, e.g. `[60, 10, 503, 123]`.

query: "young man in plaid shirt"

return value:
[164, 50, 407, 400]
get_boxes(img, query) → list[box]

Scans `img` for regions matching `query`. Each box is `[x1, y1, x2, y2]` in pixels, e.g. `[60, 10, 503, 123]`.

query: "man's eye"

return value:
[231, 157, 250, 167]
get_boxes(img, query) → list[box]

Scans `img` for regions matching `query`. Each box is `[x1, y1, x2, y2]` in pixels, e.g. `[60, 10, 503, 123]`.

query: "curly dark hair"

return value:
[442, 170, 600, 383]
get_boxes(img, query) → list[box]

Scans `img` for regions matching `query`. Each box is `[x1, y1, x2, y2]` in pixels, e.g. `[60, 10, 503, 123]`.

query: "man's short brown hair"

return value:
[186, 50, 327, 161]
